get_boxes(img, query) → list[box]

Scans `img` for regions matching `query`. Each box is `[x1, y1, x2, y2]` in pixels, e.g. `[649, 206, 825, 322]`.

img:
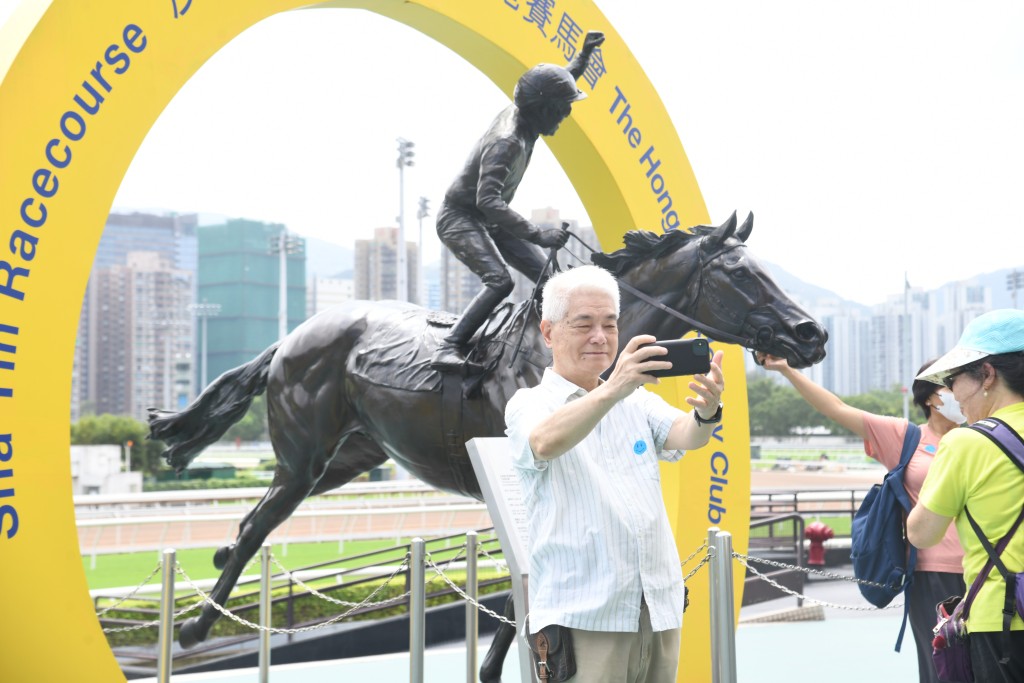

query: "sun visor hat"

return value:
[917, 309, 1024, 384]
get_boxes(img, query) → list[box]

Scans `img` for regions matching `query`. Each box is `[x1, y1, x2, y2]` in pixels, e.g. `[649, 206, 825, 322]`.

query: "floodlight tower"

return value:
[416, 196, 430, 306]
[396, 138, 415, 302]
[268, 231, 304, 340]
[188, 300, 221, 389]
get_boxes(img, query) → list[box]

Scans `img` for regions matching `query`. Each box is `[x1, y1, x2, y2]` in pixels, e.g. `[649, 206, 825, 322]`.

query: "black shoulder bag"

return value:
[526, 621, 576, 682]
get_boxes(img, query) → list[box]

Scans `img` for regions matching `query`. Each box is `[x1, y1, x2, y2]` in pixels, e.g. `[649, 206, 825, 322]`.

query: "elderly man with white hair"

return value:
[505, 264, 725, 683]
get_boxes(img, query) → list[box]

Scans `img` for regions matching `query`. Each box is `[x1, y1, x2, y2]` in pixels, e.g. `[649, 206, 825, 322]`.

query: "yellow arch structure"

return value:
[0, 1, 749, 680]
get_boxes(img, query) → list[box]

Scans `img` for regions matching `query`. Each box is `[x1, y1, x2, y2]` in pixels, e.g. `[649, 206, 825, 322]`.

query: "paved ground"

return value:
[137, 568, 921, 683]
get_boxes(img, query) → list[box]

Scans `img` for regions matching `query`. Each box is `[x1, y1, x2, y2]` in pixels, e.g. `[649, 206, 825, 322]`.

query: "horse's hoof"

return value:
[179, 617, 204, 649]
[479, 665, 503, 683]
[213, 545, 233, 569]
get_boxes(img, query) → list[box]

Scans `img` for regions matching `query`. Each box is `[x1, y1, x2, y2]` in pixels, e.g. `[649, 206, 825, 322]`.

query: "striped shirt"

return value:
[505, 368, 687, 634]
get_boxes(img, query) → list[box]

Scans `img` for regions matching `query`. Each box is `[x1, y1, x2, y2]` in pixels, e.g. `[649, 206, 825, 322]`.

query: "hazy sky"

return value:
[3, 1, 1022, 306]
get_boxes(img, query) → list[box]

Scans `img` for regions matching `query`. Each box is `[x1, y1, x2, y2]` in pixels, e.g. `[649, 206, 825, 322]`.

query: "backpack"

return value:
[850, 421, 921, 651]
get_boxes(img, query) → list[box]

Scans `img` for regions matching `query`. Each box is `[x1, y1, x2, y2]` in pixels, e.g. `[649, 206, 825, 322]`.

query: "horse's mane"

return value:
[591, 225, 714, 276]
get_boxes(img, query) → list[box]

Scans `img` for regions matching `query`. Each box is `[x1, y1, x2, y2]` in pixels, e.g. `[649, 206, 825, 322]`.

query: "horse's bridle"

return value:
[568, 231, 769, 350]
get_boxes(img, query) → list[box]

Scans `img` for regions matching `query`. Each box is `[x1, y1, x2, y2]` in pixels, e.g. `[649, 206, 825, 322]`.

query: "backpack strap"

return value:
[899, 422, 922, 468]
[969, 417, 1024, 474]
[894, 422, 922, 652]
[963, 505, 1024, 665]
[961, 418, 1024, 665]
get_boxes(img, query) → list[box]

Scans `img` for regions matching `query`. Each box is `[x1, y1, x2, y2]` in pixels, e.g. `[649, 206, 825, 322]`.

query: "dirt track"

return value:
[752, 468, 884, 491]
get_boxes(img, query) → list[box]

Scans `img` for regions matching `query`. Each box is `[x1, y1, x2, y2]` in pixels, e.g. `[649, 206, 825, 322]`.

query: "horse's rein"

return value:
[565, 231, 756, 349]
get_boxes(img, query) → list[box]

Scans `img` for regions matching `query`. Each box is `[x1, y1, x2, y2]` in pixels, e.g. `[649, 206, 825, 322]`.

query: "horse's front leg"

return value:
[479, 593, 517, 682]
[180, 472, 316, 648]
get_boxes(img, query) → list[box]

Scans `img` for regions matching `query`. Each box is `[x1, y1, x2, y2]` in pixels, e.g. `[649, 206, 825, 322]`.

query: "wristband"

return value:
[694, 403, 723, 426]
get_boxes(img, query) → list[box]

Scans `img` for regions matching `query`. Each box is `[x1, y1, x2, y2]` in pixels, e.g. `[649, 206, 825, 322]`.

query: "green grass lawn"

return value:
[83, 538, 437, 590]
[749, 515, 852, 538]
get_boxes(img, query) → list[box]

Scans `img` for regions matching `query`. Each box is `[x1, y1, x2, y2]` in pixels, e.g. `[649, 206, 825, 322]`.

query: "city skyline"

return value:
[3, 2, 1018, 307]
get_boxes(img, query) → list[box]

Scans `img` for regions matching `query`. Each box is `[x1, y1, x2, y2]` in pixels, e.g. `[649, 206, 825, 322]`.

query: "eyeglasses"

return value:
[942, 370, 965, 391]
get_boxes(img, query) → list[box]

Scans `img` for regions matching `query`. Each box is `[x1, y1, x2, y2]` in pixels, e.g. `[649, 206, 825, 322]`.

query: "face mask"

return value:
[933, 389, 966, 424]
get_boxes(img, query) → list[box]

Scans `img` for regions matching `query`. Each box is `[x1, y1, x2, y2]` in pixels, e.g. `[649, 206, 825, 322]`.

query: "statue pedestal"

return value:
[467, 437, 535, 683]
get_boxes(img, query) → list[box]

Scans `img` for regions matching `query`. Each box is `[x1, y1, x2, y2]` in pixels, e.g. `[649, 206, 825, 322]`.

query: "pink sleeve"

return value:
[861, 413, 910, 471]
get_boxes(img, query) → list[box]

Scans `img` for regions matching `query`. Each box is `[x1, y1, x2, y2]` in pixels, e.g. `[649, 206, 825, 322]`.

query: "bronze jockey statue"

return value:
[431, 31, 605, 370]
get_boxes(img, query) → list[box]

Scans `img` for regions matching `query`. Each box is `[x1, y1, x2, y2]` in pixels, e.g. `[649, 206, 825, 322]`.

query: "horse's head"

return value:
[591, 212, 828, 368]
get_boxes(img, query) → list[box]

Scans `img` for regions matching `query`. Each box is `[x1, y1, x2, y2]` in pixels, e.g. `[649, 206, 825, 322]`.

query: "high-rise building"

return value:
[198, 219, 306, 385]
[440, 247, 480, 314]
[86, 252, 194, 419]
[306, 276, 355, 318]
[354, 227, 419, 302]
[74, 212, 197, 421]
[758, 277, 997, 400]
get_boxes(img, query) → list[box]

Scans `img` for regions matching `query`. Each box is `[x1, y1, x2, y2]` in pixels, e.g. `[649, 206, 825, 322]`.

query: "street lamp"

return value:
[188, 300, 221, 390]
[268, 231, 304, 340]
[396, 137, 415, 302]
[417, 196, 430, 306]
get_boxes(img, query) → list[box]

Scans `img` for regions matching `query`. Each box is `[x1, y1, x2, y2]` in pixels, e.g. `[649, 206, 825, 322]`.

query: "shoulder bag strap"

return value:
[963, 504, 1024, 664]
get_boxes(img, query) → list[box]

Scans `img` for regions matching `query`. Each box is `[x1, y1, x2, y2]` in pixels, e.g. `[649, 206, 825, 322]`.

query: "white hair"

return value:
[541, 265, 620, 323]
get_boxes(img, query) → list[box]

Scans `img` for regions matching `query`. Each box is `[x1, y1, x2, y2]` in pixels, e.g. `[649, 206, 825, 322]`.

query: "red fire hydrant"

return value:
[805, 521, 834, 566]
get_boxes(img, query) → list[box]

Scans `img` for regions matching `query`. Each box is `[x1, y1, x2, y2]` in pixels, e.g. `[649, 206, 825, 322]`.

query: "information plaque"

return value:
[467, 437, 535, 683]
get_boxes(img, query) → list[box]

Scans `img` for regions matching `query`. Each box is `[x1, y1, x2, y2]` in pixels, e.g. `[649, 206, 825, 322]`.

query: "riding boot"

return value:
[431, 286, 506, 371]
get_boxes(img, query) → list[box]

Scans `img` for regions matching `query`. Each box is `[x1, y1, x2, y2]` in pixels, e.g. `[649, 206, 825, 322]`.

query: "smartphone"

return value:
[639, 338, 711, 377]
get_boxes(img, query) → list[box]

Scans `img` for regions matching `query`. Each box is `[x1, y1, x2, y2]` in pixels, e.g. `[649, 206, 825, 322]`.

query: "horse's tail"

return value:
[148, 341, 281, 473]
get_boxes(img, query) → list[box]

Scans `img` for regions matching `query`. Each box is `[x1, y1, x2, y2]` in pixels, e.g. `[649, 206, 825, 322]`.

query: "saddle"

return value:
[351, 303, 540, 388]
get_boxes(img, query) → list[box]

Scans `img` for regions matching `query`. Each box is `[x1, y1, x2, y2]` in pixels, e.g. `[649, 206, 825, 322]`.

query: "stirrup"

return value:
[431, 345, 485, 375]
[431, 344, 468, 371]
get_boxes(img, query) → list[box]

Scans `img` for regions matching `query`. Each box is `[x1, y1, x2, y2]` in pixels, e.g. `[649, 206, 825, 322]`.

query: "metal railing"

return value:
[96, 528, 511, 676]
[751, 487, 868, 529]
[98, 524, 915, 683]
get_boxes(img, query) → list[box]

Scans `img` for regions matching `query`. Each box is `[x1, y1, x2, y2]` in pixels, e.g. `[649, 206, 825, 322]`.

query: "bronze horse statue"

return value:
[149, 212, 827, 673]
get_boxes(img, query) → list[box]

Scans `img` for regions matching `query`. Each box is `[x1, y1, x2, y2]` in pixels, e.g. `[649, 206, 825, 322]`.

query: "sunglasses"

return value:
[942, 370, 966, 391]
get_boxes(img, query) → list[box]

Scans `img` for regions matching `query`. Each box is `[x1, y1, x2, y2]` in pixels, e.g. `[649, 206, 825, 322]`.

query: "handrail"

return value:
[100, 528, 512, 672]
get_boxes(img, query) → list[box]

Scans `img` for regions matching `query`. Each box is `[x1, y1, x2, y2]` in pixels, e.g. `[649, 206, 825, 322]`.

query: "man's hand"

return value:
[603, 335, 673, 400]
[534, 228, 569, 249]
[687, 350, 725, 421]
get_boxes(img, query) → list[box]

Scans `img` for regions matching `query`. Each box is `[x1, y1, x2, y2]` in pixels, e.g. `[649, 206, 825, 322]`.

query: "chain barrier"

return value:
[683, 546, 712, 583]
[174, 554, 413, 635]
[269, 553, 415, 609]
[733, 553, 903, 611]
[735, 551, 903, 593]
[478, 544, 510, 576]
[95, 560, 163, 619]
[424, 553, 518, 627]
[97, 553, 264, 632]
[107, 537, 900, 640]
[102, 600, 202, 634]
[97, 558, 204, 633]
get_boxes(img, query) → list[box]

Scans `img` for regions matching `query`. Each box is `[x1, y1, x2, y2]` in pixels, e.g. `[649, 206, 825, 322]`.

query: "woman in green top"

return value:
[909, 309, 1024, 683]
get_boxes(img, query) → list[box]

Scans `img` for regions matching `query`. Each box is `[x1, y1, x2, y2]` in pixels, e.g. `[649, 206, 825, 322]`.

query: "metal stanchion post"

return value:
[259, 543, 271, 683]
[707, 527, 721, 683]
[411, 538, 425, 683]
[157, 548, 176, 683]
[465, 532, 479, 683]
[712, 531, 738, 683]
